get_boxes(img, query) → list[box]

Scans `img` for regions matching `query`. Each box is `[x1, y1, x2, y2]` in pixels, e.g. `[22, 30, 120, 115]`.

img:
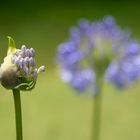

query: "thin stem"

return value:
[13, 89, 23, 140]
[92, 77, 103, 140]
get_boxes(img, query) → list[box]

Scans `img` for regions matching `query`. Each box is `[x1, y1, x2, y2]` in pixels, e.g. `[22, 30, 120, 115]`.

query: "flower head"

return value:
[57, 16, 140, 93]
[106, 41, 140, 88]
[0, 37, 45, 90]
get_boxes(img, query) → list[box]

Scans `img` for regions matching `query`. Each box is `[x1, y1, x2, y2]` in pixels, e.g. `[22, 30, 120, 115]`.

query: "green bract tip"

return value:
[7, 36, 16, 55]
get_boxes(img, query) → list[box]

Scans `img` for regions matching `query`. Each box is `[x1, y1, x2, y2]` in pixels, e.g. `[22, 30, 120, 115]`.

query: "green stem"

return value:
[13, 89, 23, 140]
[92, 77, 103, 140]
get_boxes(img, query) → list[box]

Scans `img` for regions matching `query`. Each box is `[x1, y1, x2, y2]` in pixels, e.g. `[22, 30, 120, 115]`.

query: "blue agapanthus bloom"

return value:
[57, 16, 140, 93]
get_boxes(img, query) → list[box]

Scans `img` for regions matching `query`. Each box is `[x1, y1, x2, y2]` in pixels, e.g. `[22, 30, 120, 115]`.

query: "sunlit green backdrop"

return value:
[0, 1, 140, 140]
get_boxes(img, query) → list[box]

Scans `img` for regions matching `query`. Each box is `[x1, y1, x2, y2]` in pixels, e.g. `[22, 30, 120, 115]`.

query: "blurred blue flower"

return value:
[57, 16, 140, 93]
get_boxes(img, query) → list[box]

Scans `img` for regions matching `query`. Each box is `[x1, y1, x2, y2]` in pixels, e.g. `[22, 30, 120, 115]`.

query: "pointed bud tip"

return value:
[7, 36, 15, 47]
[7, 36, 16, 55]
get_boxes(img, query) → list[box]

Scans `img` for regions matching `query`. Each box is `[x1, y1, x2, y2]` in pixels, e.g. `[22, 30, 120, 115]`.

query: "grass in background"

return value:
[0, 70, 140, 140]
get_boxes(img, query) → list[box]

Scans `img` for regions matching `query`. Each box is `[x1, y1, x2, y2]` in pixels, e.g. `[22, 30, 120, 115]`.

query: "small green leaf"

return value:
[14, 81, 36, 91]
[15, 83, 29, 89]
[7, 36, 16, 55]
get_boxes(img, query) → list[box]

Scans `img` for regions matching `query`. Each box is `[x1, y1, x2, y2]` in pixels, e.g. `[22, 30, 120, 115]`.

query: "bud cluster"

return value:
[0, 38, 45, 90]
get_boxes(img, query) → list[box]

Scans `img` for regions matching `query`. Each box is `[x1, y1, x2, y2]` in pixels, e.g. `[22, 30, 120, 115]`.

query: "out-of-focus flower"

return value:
[106, 42, 140, 88]
[57, 16, 140, 93]
[0, 37, 45, 90]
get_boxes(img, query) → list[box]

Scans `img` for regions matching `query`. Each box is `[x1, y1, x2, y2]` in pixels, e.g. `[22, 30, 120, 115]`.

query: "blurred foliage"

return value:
[0, 1, 140, 70]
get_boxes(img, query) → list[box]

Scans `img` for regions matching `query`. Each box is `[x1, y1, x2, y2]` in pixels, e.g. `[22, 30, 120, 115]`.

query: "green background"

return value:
[0, 1, 140, 140]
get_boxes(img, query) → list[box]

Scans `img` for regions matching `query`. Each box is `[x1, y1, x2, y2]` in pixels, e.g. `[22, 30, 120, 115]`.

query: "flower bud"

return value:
[0, 37, 45, 91]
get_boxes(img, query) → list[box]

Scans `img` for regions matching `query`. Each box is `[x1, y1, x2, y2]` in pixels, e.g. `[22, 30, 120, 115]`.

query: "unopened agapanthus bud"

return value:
[25, 49, 30, 57]
[0, 36, 45, 90]
[21, 45, 26, 57]
[25, 57, 30, 65]
[37, 66, 45, 73]
[29, 48, 35, 57]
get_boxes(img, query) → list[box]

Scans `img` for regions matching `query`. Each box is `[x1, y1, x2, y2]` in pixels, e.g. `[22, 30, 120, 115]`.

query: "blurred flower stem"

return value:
[13, 89, 23, 140]
[92, 76, 103, 140]
[57, 16, 140, 140]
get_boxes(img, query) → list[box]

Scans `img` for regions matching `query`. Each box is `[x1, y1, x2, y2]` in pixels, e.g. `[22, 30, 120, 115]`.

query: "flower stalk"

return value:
[92, 76, 103, 140]
[13, 89, 23, 140]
